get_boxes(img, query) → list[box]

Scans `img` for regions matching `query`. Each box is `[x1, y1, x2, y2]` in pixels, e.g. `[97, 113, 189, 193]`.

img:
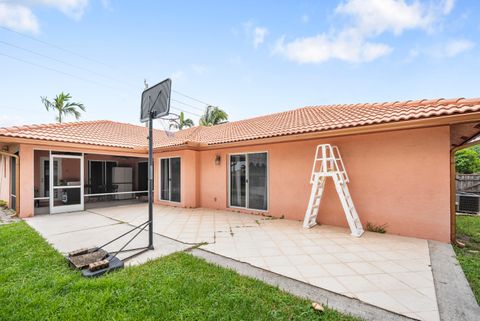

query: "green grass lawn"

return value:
[0, 222, 358, 321]
[454, 215, 480, 304]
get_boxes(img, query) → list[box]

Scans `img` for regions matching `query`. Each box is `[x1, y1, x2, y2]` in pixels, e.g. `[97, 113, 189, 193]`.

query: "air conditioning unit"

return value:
[457, 193, 480, 214]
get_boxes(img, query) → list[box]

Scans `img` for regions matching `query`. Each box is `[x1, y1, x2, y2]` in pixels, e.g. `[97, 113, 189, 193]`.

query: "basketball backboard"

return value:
[140, 78, 171, 122]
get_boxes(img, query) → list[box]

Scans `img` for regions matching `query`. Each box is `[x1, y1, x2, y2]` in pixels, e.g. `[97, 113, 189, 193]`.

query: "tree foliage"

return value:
[199, 105, 228, 126]
[169, 112, 194, 130]
[41, 92, 86, 123]
[455, 147, 480, 174]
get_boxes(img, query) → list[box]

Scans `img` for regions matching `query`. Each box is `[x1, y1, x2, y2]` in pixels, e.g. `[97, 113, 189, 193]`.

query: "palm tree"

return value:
[199, 105, 228, 126]
[41, 92, 86, 123]
[169, 112, 195, 130]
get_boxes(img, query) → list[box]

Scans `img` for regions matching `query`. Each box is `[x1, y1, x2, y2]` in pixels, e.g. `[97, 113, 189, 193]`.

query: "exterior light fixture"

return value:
[215, 154, 221, 165]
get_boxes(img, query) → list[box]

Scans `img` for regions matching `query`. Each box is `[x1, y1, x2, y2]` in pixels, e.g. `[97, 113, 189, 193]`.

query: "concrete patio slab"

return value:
[87, 204, 440, 321]
[25, 211, 190, 266]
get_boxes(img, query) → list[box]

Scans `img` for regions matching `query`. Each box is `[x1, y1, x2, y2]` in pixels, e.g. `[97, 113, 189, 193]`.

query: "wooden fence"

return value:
[456, 174, 480, 193]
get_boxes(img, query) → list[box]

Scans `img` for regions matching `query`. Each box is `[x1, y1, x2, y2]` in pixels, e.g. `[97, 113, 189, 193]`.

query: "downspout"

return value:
[0, 150, 20, 216]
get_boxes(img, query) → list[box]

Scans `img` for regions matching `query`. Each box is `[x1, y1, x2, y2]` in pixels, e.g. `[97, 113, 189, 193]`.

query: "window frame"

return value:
[228, 151, 269, 212]
[158, 156, 181, 203]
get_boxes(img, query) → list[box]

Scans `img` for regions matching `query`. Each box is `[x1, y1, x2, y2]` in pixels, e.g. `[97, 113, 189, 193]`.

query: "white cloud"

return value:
[253, 27, 268, 48]
[33, 0, 90, 20]
[274, 0, 456, 64]
[442, 0, 455, 15]
[0, 3, 39, 33]
[243, 21, 268, 48]
[274, 31, 392, 64]
[0, 0, 90, 33]
[335, 0, 433, 36]
[436, 39, 474, 57]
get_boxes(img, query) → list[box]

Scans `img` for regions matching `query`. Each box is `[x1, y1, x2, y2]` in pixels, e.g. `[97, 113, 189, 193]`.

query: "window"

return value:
[160, 157, 181, 202]
[229, 152, 268, 210]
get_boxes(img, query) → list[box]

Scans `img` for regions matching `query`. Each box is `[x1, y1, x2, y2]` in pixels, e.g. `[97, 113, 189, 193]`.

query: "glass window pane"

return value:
[170, 157, 181, 202]
[230, 155, 246, 207]
[160, 159, 170, 200]
[247, 153, 268, 210]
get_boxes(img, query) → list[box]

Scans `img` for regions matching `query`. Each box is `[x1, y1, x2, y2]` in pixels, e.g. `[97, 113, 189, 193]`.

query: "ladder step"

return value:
[304, 144, 363, 237]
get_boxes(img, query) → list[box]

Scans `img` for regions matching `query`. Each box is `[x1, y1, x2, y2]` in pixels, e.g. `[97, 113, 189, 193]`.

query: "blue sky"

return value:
[0, 0, 479, 128]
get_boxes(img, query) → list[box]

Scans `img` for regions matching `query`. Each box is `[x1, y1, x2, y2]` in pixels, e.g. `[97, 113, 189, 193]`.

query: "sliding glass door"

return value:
[229, 152, 268, 210]
[160, 157, 181, 202]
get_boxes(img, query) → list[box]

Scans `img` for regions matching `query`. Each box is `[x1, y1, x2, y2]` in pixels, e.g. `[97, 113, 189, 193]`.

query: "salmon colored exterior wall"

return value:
[154, 149, 200, 208]
[155, 126, 451, 242]
[6, 125, 451, 242]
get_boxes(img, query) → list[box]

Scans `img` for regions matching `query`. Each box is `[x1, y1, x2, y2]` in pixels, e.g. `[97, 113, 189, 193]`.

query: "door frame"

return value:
[228, 151, 269, 211]
[39, 156, 62, 199]
[158, 156, 181, 203]
[49, 153, 84, 214]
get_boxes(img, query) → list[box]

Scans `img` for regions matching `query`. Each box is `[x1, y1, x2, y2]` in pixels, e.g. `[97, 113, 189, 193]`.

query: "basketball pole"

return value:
[147, 108, 154, 250]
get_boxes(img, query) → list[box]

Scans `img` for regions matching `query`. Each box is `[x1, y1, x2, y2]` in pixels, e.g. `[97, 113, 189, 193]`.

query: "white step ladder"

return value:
[303, 144, 364, 237]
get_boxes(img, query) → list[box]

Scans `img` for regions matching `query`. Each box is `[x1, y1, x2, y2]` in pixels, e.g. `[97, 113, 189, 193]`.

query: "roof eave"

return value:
[0, 136, 149, 155]
[154, 111, 480, 151]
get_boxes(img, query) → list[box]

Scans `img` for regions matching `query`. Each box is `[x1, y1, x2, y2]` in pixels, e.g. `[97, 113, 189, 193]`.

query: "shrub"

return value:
[456, 148, 480, 174]
[366, 222, 388, 233]
[0, 200, 7, 208]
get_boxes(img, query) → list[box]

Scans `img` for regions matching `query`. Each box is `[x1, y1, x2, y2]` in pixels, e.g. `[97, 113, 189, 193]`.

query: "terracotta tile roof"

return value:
[2, 98, 480, 150]
[154, 97, 480, 148]
[0, 120, 167, 149]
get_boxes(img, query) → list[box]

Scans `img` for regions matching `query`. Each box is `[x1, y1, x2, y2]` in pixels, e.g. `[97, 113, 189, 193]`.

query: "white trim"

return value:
[84, 190, 147, 197]
[228, 151, 269, 212]
[49, 153, 84, 214]
[158, 156, 181, 203]
[39, 156, 62, 199]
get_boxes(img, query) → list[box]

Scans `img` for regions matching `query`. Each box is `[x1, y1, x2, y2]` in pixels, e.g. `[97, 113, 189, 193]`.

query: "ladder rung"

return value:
[306, 144, 363, 237]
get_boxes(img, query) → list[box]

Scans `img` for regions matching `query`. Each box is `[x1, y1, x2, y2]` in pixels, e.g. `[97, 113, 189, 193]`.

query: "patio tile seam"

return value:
[90, 210, 209, 246]
[200, 248, 432, 318]
[189, 247, 416, 321]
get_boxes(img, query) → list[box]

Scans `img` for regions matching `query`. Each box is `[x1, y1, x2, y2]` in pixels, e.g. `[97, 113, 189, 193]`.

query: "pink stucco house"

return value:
[1, 97, 479, 243]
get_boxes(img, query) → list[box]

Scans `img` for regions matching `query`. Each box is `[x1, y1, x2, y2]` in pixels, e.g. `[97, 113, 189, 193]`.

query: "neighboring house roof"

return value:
[1, 97, 480, 150]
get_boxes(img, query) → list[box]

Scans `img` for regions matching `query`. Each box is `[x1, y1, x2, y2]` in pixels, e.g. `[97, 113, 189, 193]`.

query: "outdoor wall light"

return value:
[215, 154, 221, 165]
